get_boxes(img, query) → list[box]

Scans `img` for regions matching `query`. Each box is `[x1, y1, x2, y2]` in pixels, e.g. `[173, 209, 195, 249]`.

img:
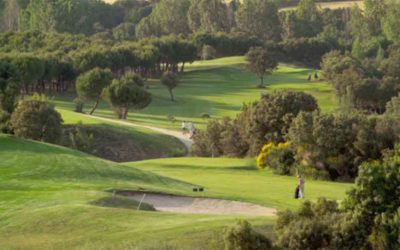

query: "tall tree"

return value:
[295, 0, 322, 37]
[76, 68, 113, 115]
[364, 0, 387, 36]
[2, 0, 20, 31]
[245, 47, 278, 88]
[235, 0, 281, 41]
[0, 61, 20, 114]
[104, 73, 151, 119]
[383, 1, 400, 43]
[188, 0, 229, 33]
[160, 71, 179, 101]
[136, 0, 191, 38]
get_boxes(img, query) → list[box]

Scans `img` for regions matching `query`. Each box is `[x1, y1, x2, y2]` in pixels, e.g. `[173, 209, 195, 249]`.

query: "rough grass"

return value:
[58, 109, 187, 160]
[54, 56, 338, 130]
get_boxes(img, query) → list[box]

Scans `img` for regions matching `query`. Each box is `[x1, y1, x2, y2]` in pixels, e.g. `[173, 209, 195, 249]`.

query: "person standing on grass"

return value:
[182, 120, 187, 134]
[189, 121, 195, 138]
[298, 175, 305, 198]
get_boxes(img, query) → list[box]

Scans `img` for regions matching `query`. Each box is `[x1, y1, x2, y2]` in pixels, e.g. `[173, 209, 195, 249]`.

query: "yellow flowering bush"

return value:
[256, 142, 295, 175]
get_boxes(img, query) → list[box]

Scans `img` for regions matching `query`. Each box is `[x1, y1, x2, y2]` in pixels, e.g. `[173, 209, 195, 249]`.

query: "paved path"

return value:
[81, 114, 193, 151]
[127, 193, 277, 216]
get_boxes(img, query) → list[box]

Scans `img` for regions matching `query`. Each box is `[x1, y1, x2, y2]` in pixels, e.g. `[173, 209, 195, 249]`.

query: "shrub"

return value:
[10, 100, 63, 143]
[63, 122, 94, 153]
[275, 198, 339, 249]
[73, 97, 84, 113]
[200, 112, 211, 119]
[256, 142, 295, 175]
[224, 220, 272, 250]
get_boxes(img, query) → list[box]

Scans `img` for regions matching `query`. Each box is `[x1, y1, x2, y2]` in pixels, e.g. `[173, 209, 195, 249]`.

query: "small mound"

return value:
[125, 192, 277, 216]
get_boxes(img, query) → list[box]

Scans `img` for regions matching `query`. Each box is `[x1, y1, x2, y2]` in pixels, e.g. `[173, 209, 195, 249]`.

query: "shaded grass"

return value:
[58, 109, 187, 159]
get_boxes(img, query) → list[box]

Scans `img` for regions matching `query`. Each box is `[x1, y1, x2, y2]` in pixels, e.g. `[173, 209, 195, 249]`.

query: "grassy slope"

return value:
[54, 56, 337, 130]
[0, 135, 274, 249]
[59, 109, 187, 158]
[127, 157, 352, 210]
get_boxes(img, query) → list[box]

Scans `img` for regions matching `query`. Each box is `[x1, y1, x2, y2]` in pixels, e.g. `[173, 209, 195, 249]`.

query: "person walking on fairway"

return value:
[298, 175, 305, 198]
[182, 120, 187, 134]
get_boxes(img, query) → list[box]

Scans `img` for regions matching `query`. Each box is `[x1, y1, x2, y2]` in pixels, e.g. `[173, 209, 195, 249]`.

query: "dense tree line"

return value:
[321, 48, 400, 114]
[275, 147, 400, 249]
[0, 0, 378, 65]
[192, 91, 319, 157]
[193, 91, 400, 180]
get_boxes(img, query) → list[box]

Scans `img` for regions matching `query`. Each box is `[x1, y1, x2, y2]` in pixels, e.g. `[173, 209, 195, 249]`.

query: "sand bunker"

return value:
[126, 193, 276, 216]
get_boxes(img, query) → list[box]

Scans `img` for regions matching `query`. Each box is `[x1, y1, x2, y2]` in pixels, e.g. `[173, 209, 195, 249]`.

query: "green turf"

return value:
[126, 157, 352, 210]
[53, 56, 338, 130]
[0, 135, 275, 249]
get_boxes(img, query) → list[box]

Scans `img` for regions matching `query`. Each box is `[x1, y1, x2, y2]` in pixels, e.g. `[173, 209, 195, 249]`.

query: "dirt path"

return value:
[127, 193, 277, 216]
[81, 114, 193, 151]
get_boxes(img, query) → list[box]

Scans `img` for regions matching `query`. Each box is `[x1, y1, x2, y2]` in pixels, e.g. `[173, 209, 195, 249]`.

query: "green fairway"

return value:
[53, 56, 337, 130]
[0, 135, 275, 249]
[127, 157, 352, 210]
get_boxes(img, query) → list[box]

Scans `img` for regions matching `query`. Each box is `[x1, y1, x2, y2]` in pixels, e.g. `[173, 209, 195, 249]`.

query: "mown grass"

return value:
[0, 135, 275, 249]
[54, 56, 337, 130]
[127, 157, 352, 210]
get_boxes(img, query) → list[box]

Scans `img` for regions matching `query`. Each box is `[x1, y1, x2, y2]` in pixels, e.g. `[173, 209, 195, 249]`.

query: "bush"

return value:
[200, 113, 211, 119]
[73, 97, 84, 113]
[275, 198, 339, 250]
[256, 142, 295, 175]
[224, 220, 272, 250]
[63, 122, 94, 153]
[10, 100, 63, 143]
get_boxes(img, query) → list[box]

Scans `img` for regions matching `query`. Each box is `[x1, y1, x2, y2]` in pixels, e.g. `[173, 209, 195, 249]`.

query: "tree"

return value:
[386, 95, 400, 115]
[382, 0, 400, 42]
[10, 99, 63, 143]
[76, 68, 113, 115]
[187, 0, 230, 33]
[0, 61, 21, 114]
[104, 73, 151, 119]
[136, 0, 191, 38]
[160, 71, 179, 102]
[224, 220, 272, 250]
[364, 0, 387, 36]
[235, 0, 281, 41]
[245, 47, 278, 88]
[295, 0, 322, 37]
[248, 91, 318, 155]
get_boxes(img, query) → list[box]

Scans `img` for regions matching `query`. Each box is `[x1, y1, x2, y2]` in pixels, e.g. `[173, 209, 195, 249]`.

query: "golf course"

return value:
[2, 0, 399, 249]
[54, 57, 337, 130]
[0, 57, 352, 249]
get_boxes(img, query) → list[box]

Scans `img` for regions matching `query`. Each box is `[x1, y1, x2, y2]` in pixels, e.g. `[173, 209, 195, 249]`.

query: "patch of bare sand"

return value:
[127, 193, 276, 216]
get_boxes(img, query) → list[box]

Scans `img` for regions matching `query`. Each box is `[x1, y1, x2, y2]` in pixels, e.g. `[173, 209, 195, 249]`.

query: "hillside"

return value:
[0, 135, 275, 249]
[58, 109, 187, 161]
